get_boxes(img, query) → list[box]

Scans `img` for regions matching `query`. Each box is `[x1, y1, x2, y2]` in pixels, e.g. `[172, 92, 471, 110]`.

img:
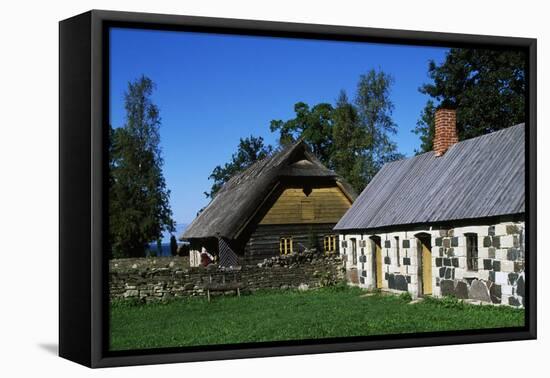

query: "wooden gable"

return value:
[259, 186, 352, 225]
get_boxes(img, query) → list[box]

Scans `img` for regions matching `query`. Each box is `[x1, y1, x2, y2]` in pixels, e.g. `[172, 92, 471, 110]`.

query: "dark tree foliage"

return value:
[268, 69, 402, 193]
[414, 48, 526, 153]
[206, 69, 402, 197]
[413, 100, 437, 153]
[270, 102, 335, 167]
[205, 136, 273, 199]
[332, 90, 367, 192]
[170, 235, 178, 257]
[109, 76, 175, 258]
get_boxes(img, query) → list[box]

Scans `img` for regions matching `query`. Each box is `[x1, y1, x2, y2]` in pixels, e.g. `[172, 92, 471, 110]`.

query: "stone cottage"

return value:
[334, 108, 526, 307]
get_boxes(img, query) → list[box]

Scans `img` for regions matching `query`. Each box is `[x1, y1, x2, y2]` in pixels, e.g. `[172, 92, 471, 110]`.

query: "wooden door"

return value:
[375, 243, 383, 289]
[422, 242, 432, 295]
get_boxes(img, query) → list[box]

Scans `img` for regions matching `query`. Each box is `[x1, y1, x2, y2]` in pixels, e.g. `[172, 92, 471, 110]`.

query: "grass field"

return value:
[110, 286, 524, 351]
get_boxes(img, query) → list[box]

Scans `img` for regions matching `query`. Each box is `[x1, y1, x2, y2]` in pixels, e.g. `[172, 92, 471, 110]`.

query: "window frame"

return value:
[465, 233, 479, 271]
[351, 238, 357, 265]
[324, 235, 337, 254]
[280, 236, 293, 255]
[395, 236, 401, 267]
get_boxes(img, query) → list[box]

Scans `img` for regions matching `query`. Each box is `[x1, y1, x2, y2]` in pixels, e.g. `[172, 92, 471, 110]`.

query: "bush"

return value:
[398, 292, 413, 302]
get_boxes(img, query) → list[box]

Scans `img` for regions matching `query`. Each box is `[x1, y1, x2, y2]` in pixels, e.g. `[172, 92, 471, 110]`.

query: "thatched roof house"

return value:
[182, 140, 356, 266]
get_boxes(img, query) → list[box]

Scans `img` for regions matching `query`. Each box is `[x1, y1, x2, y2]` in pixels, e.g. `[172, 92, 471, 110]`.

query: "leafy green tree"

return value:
[170, 235, 178, 257]
[205, 136, 273, 198]
[270, 102, 334, 167]
[269, 69, 401, 191]
[332, 90, 367, 192]
[354, 69, 404, 184]
[414, 48, 526, 152]
[207, 69, 402, 198]
[109, 76, 175, 258]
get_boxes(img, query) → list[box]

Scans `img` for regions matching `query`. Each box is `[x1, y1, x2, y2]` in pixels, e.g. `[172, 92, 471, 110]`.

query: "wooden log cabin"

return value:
[181, 140, 356, 266]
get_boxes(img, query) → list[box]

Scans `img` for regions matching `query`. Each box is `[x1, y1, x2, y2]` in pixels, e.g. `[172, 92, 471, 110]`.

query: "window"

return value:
[395, 236, 400, 267]
[351, 238, 357, 265]
[466, 233, 478, 271]
[324, 235, 337, 254]
[280, 237, 293, 255]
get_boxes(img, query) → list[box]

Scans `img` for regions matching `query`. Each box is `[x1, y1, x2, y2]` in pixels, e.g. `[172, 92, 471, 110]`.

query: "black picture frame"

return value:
[59, 9, 537, 368]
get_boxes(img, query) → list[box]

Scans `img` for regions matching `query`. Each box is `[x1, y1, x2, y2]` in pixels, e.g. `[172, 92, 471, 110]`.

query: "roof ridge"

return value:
[385, 123, 525, 167]
[220, 141, 294, 190]
[335, 122, 525, 231]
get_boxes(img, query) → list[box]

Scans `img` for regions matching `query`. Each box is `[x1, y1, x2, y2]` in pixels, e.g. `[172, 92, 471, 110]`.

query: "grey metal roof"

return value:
[182, 141, 356, 240]
[334, 123, 525, 231]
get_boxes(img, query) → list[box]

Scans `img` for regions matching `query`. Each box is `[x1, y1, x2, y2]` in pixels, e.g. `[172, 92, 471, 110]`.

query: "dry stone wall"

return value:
[110, 251, 344, 302]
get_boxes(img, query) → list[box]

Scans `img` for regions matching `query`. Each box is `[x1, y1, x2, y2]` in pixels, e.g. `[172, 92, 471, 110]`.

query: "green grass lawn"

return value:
[110, 286, 524, 351]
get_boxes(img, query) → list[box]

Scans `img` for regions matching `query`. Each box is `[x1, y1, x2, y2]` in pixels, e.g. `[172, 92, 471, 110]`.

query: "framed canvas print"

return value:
[59, 10, 537, 368]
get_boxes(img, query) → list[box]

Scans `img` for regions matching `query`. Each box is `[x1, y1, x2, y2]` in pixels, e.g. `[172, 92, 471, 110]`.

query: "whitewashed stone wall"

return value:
[339, 220, 525, 307]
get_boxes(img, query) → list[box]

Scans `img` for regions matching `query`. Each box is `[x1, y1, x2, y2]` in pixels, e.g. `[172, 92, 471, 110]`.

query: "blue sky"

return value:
[109, 28, 448, 226]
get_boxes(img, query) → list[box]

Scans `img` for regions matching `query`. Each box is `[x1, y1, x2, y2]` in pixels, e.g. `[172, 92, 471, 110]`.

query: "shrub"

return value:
[398, 292, 413, 302]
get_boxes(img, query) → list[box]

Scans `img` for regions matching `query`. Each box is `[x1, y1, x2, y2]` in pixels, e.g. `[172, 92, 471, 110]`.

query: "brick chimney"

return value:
[433, 108, 458, 156]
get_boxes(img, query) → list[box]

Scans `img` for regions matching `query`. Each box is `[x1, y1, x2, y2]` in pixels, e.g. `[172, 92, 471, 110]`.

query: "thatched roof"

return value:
[334, 123, 525, 232]
[182, 140, 356, 240]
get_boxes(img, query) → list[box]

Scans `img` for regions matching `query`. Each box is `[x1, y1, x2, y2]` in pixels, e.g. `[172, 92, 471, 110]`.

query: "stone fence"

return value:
[109, 251, 344, 302]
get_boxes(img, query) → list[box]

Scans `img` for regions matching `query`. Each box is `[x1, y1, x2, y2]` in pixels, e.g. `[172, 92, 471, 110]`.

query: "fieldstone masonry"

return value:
[110, 250, 344, 302]
[339, 221, 525, 307]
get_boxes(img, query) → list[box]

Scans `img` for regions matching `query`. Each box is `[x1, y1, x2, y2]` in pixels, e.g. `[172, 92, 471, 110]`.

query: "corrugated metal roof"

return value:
[334, 123, 525, 231]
